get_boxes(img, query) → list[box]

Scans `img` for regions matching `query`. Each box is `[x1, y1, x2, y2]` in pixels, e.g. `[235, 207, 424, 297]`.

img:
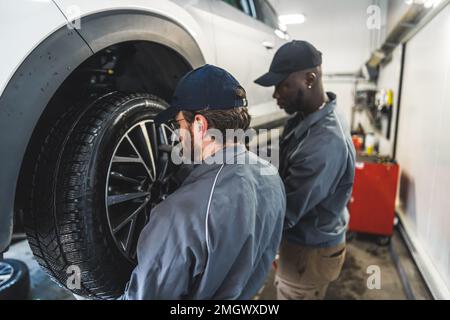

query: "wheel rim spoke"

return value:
[149, 122, 159, 160]
[159, 125, 169, 145]
[112, 200, 148, 234]
[112, 155, 142, 163]
[0, 263, 13, 285]
[110, 171, 142, 185]
[139, 123, 157, 182]
[125, 218, 138, 254]
[107, 192, 149, 206]
[105, 118, 167, 263]
[125, 135, 155, 181]
[159, 123, 178, 146]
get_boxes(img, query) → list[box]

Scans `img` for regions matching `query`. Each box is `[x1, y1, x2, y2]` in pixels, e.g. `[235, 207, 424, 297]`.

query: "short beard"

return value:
[188, 129, 202, 163]
[284, 88, 304, 115]
[179, 124, 197, 163]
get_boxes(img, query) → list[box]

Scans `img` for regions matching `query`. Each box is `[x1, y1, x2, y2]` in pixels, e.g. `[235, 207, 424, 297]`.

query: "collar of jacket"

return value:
[183, 144, 247, 182]
[285, 92, 337, 141]
[207, 143, 247, 164]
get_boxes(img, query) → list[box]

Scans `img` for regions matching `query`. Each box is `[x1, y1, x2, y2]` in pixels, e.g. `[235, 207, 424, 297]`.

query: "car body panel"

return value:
[208, 0, 285, 126]
[53, 0, 216, 63]
[210, 0, 275, 106]
[0, 0, 68, 97]
[0, 26, 93, 254]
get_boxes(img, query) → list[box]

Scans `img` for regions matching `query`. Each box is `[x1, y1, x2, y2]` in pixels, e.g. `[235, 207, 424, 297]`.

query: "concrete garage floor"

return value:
[5, 229, 431, 300]
[256, 230, 432, 300]
[4, 238, 75, 300]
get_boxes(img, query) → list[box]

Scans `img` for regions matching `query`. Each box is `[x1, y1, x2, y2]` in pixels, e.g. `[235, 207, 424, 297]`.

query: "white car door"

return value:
[209, 0, 287, 123]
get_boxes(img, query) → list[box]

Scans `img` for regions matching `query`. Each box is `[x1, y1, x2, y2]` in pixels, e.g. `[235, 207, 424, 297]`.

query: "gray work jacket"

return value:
[279, 92, 355, 248]
[122, 145, 286, 299]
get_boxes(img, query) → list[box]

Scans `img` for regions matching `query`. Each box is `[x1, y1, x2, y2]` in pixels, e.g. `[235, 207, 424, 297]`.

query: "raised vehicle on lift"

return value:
[0, 0, 288, 299]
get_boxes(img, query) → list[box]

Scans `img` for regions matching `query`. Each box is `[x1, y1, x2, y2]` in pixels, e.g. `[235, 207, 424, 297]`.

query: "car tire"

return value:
[0, 259, 31, 300]
[24, 92, 173, 299]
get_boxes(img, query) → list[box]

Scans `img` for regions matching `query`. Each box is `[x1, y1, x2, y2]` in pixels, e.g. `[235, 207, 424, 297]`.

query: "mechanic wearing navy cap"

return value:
[121, 64, 286, 299]
[255, 41, 356, 300]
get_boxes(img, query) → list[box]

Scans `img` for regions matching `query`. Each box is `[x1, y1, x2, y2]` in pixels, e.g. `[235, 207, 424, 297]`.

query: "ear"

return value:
[194, 114, 208, 136]
[305, 72, 317, 89]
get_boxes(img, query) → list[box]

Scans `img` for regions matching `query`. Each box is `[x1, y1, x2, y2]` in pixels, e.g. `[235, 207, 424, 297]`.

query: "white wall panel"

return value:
[396, 4, 450, 298]
[270, 0, 374, 73]
[324, 80, 355, 127]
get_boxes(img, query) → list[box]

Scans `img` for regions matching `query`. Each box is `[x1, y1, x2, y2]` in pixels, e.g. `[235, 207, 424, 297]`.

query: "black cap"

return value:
[254, 40, 322, 87]
[155, 64, 247, 124]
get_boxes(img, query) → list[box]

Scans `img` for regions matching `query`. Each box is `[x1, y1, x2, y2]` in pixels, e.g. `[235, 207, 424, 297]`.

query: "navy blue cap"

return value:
[155, 64, 248, 124]
[255, 40, 322, 87]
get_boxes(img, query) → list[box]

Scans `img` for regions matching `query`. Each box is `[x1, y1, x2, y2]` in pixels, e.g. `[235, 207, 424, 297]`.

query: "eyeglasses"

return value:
[167, 118, 186, 129]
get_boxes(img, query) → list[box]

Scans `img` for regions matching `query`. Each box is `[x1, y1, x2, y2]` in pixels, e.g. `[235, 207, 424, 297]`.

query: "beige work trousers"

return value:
[274, 240, 346, 300]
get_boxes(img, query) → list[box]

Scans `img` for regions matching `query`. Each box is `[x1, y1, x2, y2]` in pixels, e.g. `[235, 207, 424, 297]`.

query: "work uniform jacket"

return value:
[122, 144, 286, 299]
[279, 92, 355, 248]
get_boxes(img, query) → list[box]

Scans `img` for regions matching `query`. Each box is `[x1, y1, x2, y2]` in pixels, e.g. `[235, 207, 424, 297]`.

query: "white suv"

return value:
[0, 0, 287, 298]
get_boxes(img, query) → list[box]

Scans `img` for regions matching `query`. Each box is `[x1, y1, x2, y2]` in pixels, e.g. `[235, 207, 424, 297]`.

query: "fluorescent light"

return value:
[424, 0, 441, 8]
[405, 0, 442, 7]
[278, 14, 306, 25]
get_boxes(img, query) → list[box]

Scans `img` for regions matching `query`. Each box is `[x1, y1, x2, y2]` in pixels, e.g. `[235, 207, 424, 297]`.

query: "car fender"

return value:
[0, 3, 208, 253]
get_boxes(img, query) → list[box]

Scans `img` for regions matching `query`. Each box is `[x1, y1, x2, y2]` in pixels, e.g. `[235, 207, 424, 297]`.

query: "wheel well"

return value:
[14, 40, 192, 227]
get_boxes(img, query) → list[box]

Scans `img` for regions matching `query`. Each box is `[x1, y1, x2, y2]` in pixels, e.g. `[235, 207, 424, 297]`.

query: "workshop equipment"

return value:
[348, 157, 399, 243]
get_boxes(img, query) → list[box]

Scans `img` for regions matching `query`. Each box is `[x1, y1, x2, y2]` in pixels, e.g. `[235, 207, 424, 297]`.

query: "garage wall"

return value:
[270, 0, 375, 74]
[323, 79, 355, 126]
[395, 4, 450, 299]
[269, 0, 383, 126]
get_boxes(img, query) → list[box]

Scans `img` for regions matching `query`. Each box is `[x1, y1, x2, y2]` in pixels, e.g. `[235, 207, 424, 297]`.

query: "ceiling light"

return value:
[405, 0, 442, 7]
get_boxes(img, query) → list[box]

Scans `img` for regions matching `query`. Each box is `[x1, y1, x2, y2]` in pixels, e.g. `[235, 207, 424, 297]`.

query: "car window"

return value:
[253, 0, 279, 30]
[221, 0, 254, 17]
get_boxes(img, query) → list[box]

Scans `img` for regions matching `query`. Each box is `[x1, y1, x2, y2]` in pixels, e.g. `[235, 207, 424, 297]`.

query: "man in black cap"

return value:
[255, 41, 355, 300]
[121, 64, 286, 299]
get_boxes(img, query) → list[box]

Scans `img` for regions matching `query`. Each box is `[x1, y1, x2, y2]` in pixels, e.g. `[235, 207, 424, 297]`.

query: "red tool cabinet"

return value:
[348, 160, 399, 237]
